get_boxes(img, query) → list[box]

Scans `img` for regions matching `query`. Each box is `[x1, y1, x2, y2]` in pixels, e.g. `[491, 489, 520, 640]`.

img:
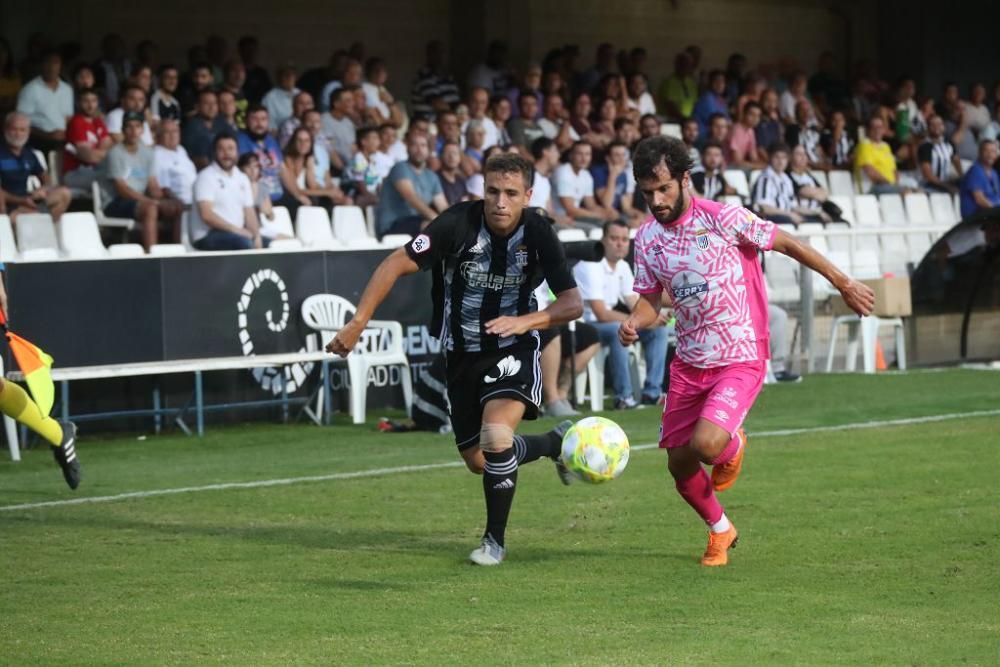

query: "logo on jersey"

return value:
[715, 409, 730, 422]
[411, 234, 431, 254]
[459, 261, 526, 291]
[695, 229, 710, 251]
[671, 271, 709, 305]
[484, 355, 521, 384]
[515, 244, 528, 268]
[467, 242, 485, 255]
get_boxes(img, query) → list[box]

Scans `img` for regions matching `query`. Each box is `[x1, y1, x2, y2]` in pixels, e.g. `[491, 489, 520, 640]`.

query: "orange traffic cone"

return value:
[875, 340, 887, 371]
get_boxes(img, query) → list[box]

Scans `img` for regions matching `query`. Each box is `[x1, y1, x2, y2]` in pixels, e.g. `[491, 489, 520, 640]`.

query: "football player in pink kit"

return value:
[620, 137, 875, 566]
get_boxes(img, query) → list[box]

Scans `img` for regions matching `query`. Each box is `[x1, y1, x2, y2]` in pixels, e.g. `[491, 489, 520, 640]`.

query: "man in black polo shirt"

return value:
[328, 153, 584, 566]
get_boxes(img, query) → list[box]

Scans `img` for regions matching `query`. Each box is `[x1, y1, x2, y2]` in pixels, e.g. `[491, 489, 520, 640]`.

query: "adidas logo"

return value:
[492, 478, 515, 490]
[484, 355, 521, 384]
[468, 242, 485, 255]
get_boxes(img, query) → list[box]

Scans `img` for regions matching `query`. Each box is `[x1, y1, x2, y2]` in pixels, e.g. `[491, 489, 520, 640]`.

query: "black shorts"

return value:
[538, 323, 600, 359]
[446, 338, 542, 450]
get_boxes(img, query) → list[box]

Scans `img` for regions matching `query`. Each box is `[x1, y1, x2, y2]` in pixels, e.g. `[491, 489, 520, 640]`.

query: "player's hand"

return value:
[619, 318, 639, 346]
[485, 315, 530, 338]
[839, 278, 876, 316]
[326, 321, 364, 358]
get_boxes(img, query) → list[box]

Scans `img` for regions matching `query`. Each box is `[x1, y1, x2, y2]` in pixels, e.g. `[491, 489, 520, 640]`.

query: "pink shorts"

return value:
[659, 358, 767, 449]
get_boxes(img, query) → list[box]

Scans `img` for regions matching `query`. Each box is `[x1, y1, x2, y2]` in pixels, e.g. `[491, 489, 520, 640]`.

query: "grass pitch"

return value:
[1, 370, 998, 665]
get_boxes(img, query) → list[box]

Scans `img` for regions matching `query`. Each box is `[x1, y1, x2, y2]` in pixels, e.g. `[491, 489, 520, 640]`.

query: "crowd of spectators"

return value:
[2, 33, 999, 251]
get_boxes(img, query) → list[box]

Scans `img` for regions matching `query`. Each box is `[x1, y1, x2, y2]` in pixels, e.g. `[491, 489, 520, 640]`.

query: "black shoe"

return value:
[640, 393, 664, 406]
[52, 421, 81, 490]
[774, 370, 802, 383]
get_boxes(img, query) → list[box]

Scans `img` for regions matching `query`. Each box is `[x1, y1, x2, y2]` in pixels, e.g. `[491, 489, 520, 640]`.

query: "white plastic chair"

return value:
[828, 171, 855, 198]
[108, 243, 145, 257]
[266, 206, 296, 238]
[878, 194, 907, 227]
[574, 338, 643, 412]
[295, 206, 340, 249]
[809, 170, 830, 191]
[149, 244, 187, 256]
[267, 238, 305, 251]
[301, 294, 413, 425]
[14, 213, 60, 256]
[828, 195, 855, 225]
[852, 195, 882, 228]
[0, 215, 20, 263]
[587, 227, 604, 241]
[380, 234, 412, 248]
[660, 123, 681, 139]
[878, 231, 910, 277]
[724, 170, 751, 198]
[344, 237, 382, 250]
[929, 192, 958, 227]
[764, 251, 800, 303]
[904, 193, 934, 226]
[332, 205, 371, 242]
[556, 228, 587, 242]
[58, 212, 109, 259]
[722, 195, 744, 208]
[20, 248, 59, 262]
[90, 182, 135, 231]
[748, 169, 762, 192]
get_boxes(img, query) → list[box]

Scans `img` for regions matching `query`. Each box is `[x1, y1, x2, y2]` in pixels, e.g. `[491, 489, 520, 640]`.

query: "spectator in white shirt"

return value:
[574, 219, 669, 409]
[462, 87, 500, 150]
[149, 64, 181, 128]
[528, 136, 560, 216]
[190, 133, 263, 251]
[553, 141, 615, 229]
[106, 84, 154, 146]
[152, 119, 197, 206]
[626, 72, 657, 117]
[262, 66, 300, 131]
[379, 122, 407, 164]
[15, 49, 73, 152]
[361, 58, 403, 127]
[537, 93, 575, 151]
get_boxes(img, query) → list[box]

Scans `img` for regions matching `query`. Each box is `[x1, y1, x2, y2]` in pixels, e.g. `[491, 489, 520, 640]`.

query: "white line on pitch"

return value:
[2, 409, 998, 513]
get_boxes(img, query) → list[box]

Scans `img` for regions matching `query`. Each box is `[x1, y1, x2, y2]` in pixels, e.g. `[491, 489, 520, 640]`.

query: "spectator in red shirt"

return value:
[63, 88, 112, 190]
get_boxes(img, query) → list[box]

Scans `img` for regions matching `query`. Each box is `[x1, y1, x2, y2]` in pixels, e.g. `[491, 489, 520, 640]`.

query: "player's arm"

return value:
[771, 228, 874, 316]
[486, 286, 582, 337]
[326, 248, 421, 356]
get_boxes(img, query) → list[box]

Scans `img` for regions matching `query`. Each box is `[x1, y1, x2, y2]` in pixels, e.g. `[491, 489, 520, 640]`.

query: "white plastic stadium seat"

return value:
[878, 194, 907, 227]
[14, 213, 60, 256]
[724, 170, 750, 198]
[588, 227, 603, 241]
[332, 205, 371, 242]
[20, 248, 59, 262]
[660, 123, 681, 139]
[301, 294, 413, 425]
[903, 193, 934, 226]
[828, 171, 855, 198]
[929, 193, 958, 227]
[149, 244, 187, 256]
[380, 234, 412, 248]
[58, 212, 109, 259]
[809, 170, 830, 191]
[108, 244, 145, 258]
[852, 195, 882, 228]
[295, 206, 340, 249]
[763, 251, 800, 303]
[851, 249, 882, 279]
[749, 169, 762, 191]
[0, 215, 20, 263]
[877, 231, 910, 277]
[267, 238, 304, 251]
[90, 181, 135, 231]
[344, 237, 382, 250]
[722, 195, 743, 208]
[556, 228, 587, 242]
[264, 206, 296, 238]
[827, 195, 855, 225]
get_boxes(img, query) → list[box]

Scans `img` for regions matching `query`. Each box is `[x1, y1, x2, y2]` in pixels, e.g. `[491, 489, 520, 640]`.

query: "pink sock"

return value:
[711, 432, 742, 466]
[675, 468, 724, 525]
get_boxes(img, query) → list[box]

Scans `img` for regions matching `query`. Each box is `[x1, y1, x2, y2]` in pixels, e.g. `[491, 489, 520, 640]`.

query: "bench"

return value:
[5, 352, 336, 450]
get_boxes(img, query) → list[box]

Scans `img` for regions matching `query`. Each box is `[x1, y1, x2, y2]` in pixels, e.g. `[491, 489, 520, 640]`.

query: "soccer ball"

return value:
[560, 416, 630, 483]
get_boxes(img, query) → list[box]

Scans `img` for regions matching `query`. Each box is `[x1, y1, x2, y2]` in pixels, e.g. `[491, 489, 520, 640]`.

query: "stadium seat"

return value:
[929, 192, 958, 227]
[90, 182, 135, 233]
[722, 195, 743, 208]
[301, 293, 413, 425]
[20, 248, 59, 262]
[749, 169, 762, 191]
[295, 206, 340, 249]
[267, 238, 304, 251]
[108, 244, 145, 258]
[660, 123, 681, 139]
[904, 193, 934, 226]
[343, 237, 382, 250]
[828, 171, 855, 197]
[907, 233, 932, 263]
[380, 234, 412, 248]
[0, 215, 20, 263]
[851, 249, 882, 278]
[58, 212, 109, 259]
[857, 170, 873, 194]
[588, 227, 603, 241]
[266, 206, 296, 238]
[763, 251, 800, 303]
[15, 213, 60, 257]
[149, 244, 187, 256]
[724, 170, 750, 198]
[852, 195, 882, 228]
[556, 228, 587, 242]
[809, 170, 830, 191]
[878, 231, 910, 277]
[827, 195, 855, 224]
[878, 194, 907, 227]
[332, 205, 371, 242]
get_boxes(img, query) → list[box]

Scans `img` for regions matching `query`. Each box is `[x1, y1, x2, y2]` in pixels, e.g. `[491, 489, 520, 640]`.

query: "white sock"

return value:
[710, 513, 731, 533]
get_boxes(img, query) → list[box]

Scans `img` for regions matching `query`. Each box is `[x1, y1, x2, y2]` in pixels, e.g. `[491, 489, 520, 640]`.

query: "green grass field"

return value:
[1, 370, 999, 666]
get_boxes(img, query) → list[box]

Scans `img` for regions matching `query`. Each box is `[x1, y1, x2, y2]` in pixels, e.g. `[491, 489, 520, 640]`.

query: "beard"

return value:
[651, 189, 687, 225]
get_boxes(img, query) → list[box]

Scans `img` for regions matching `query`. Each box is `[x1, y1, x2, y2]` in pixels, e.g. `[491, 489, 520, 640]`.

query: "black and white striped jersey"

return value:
[917, 138, 957, 182]
[788, 170, 822, 210]
[820, 130, 854, 169]
[751, 166, 796, 211]
[691, 169, 728, 201]
[404, 201, 576, 353]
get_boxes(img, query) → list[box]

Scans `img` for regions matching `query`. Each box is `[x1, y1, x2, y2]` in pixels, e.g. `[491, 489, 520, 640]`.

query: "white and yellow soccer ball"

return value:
[560, 416, 630, 483]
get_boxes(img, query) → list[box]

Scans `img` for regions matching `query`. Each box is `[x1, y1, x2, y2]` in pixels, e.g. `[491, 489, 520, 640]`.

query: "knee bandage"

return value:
[479, 423, 515, 453]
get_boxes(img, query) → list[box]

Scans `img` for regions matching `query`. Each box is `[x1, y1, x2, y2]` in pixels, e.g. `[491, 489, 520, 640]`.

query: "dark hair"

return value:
[708, 69, 726, 82]
[355, 125, 378, 143]
[613, 116, 633, 131]
[640, 113, 659, 125]
[606, 140, 628, 152]
[246, 103, 267, 116]
[632, 136, 694, 182]
[197, 87, 218, 100]
[192, 61, 213, 74]
[377, 122, 396, 133]
[602, 218, 629, 237]
[743, 101, 762, 115]
[70, 62, 93, 83]
[518, 89, 537, 105]
[768, 141, 790, 156]
[284, 127, 314, 159]
[76, 86, 99, 99]
[707, 112, 727, 125]
[237, 152, 259, 169]
[702, 140, 724, 153]
[157, 63, 178, 77]
[681, 117, 699, 127]
[212, 131, 237, 151]
[530, 136, 555, 160]
[569, 140, 591, 153]
[121, 83, 146, 99]
[483, 152, 534, 189]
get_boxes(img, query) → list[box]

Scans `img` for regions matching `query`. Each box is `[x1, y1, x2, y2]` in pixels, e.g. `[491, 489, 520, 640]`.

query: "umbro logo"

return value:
[492, 478, 515, 490]
[484, 355, 521, 384]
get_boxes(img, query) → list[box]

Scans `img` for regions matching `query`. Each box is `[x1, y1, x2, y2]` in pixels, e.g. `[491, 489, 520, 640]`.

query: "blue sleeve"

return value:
[236, 133, 253, 156]
[965, 166, 988, 194]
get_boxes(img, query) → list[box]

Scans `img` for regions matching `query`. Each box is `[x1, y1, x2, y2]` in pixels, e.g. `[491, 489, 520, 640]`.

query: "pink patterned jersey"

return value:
[633, 197, 777, 368]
